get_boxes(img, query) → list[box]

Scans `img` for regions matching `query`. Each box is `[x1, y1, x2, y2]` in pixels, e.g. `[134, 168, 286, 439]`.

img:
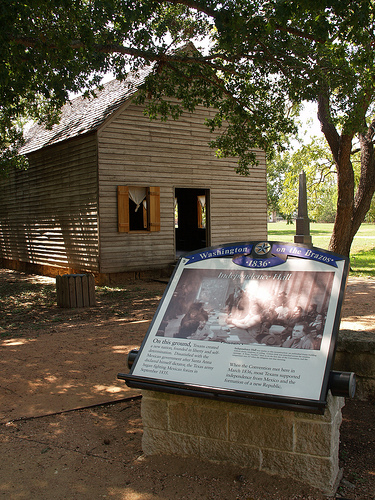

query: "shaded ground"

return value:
[0, 269, 374, 499]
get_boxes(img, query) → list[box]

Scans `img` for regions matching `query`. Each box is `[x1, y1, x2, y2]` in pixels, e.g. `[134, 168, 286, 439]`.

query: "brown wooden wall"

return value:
[0, 100, 267, 277]
[0, 133, 99, 271]
[97, 101, 267, 273]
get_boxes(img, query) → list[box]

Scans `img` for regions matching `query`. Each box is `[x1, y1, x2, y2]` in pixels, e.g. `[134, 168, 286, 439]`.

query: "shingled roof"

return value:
[20, 65, 154, 155]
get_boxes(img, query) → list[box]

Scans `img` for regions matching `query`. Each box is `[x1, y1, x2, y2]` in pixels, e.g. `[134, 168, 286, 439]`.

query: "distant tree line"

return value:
[268, 136, 375, 224]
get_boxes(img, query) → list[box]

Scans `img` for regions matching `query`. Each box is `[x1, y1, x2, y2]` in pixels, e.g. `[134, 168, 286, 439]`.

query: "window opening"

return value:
[117, 186, 160, 232]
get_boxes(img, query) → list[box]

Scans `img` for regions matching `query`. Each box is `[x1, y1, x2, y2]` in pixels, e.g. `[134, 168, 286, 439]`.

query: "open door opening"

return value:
[175, 188, 210, 256]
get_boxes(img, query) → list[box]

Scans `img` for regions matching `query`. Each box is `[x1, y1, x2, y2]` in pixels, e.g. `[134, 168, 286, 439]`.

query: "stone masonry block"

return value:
[229, 411, 294, 451]
[141, 395, 169, 431]
[150, 392, 221, 409]
[142, 428, 200, 457]
[168, 401, 228, 440]
[336, 352, 375, 377]
[142, 390, 172, 402]
[294, 420, 339, 457]
[334, 347, 375, 400]
[293, 394, 344, 423]
[140, 392, 343, 495]
[198, 436, 236, 464]
[228, 442, 262, 469]
[261, 449, 340, 494]
[250, 404, 292, 418]
[352, 376, 375, 401]
[325, 392, 345, 418]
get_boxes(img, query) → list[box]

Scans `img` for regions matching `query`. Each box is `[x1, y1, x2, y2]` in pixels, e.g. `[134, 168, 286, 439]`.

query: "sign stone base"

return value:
[141, 390, 344, 496]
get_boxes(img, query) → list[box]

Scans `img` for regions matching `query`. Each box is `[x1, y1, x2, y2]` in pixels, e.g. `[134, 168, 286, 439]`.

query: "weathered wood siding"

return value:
[97, 101, 267, 273]
[0, 133, 99, 271]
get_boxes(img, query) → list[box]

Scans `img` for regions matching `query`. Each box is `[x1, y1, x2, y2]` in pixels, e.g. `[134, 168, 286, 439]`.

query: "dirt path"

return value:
[1, 273, 374, 424]
[340, 276, 375, 332]
[0, 270, 374, 499]
[1, 320, 145, 423]
[0, 397, 372, 500]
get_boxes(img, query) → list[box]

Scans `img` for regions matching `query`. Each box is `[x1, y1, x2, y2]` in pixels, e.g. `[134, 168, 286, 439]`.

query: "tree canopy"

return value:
[268, 137, 338, 223]
[2, 0, 375, 255]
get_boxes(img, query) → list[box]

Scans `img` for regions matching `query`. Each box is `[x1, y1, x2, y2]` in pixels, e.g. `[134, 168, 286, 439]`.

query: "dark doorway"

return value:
[175, 188, 210, 255]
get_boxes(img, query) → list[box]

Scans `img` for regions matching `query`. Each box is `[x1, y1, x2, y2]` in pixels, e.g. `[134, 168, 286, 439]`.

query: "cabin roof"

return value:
[20, 66, 153, 155]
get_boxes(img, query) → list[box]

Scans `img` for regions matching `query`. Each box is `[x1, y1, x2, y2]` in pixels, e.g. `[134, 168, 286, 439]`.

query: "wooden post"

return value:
[56, 274, 96, 308]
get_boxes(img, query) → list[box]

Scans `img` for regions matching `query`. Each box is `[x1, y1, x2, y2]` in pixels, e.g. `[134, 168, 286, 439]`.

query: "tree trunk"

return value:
[317, 93, 375, 257]
[328, 123, 375, 256]
[324, 135, 375, 257]
[318, 94, 355, 256]
[351, 121, 375, 236]
[328, 136, 355, 257]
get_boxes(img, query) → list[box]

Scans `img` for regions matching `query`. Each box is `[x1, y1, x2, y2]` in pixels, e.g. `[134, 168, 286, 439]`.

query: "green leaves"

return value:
[1, 0, 375, 179]
[268, 137, 338, 222]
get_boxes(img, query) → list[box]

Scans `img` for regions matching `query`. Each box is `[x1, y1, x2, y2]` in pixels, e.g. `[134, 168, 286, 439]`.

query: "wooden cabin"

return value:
[0, 68, 267, 283]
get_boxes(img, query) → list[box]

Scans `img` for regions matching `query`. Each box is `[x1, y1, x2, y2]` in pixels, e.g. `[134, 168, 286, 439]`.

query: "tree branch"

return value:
[272, 23, 326, 43]
[162, 0, 327, 43]
[161, 0, 217, 18]
[317, 92, 340, 162]
[353, 118, 375, 232]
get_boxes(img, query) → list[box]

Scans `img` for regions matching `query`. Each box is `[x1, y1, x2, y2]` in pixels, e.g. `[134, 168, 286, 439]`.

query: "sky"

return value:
[299, 102, 321, 141]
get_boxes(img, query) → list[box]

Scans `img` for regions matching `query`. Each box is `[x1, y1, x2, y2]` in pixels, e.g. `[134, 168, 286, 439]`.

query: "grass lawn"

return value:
[267, 221, 375, 278]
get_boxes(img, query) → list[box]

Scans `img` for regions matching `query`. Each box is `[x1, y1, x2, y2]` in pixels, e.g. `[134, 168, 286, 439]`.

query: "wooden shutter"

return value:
[148, 186, 160, 232]
[117, 186, 130, 232]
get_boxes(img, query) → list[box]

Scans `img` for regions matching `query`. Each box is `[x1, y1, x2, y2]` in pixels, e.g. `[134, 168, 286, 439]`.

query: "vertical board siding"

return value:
[0, 133, 99, 271]
[97, 101, 267, 273]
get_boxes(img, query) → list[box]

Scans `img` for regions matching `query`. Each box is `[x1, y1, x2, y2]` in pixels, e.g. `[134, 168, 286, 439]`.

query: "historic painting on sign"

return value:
[156, 267, 332, 351]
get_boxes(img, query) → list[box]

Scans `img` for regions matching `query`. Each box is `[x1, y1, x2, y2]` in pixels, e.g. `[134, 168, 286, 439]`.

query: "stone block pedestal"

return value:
[141, 391, 344, 495]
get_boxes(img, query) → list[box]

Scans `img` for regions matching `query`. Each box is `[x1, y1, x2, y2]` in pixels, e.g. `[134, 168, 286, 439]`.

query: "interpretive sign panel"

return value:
[121, 241, 349, 413]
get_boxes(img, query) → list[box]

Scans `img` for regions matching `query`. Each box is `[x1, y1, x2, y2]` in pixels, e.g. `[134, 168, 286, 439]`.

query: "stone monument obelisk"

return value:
[294, 170, 312, 246]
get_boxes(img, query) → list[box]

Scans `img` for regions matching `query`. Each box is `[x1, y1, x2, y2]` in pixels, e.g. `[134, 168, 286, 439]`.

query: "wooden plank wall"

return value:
[0, 133, 100, 271]
[97, 101, 267, 273]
